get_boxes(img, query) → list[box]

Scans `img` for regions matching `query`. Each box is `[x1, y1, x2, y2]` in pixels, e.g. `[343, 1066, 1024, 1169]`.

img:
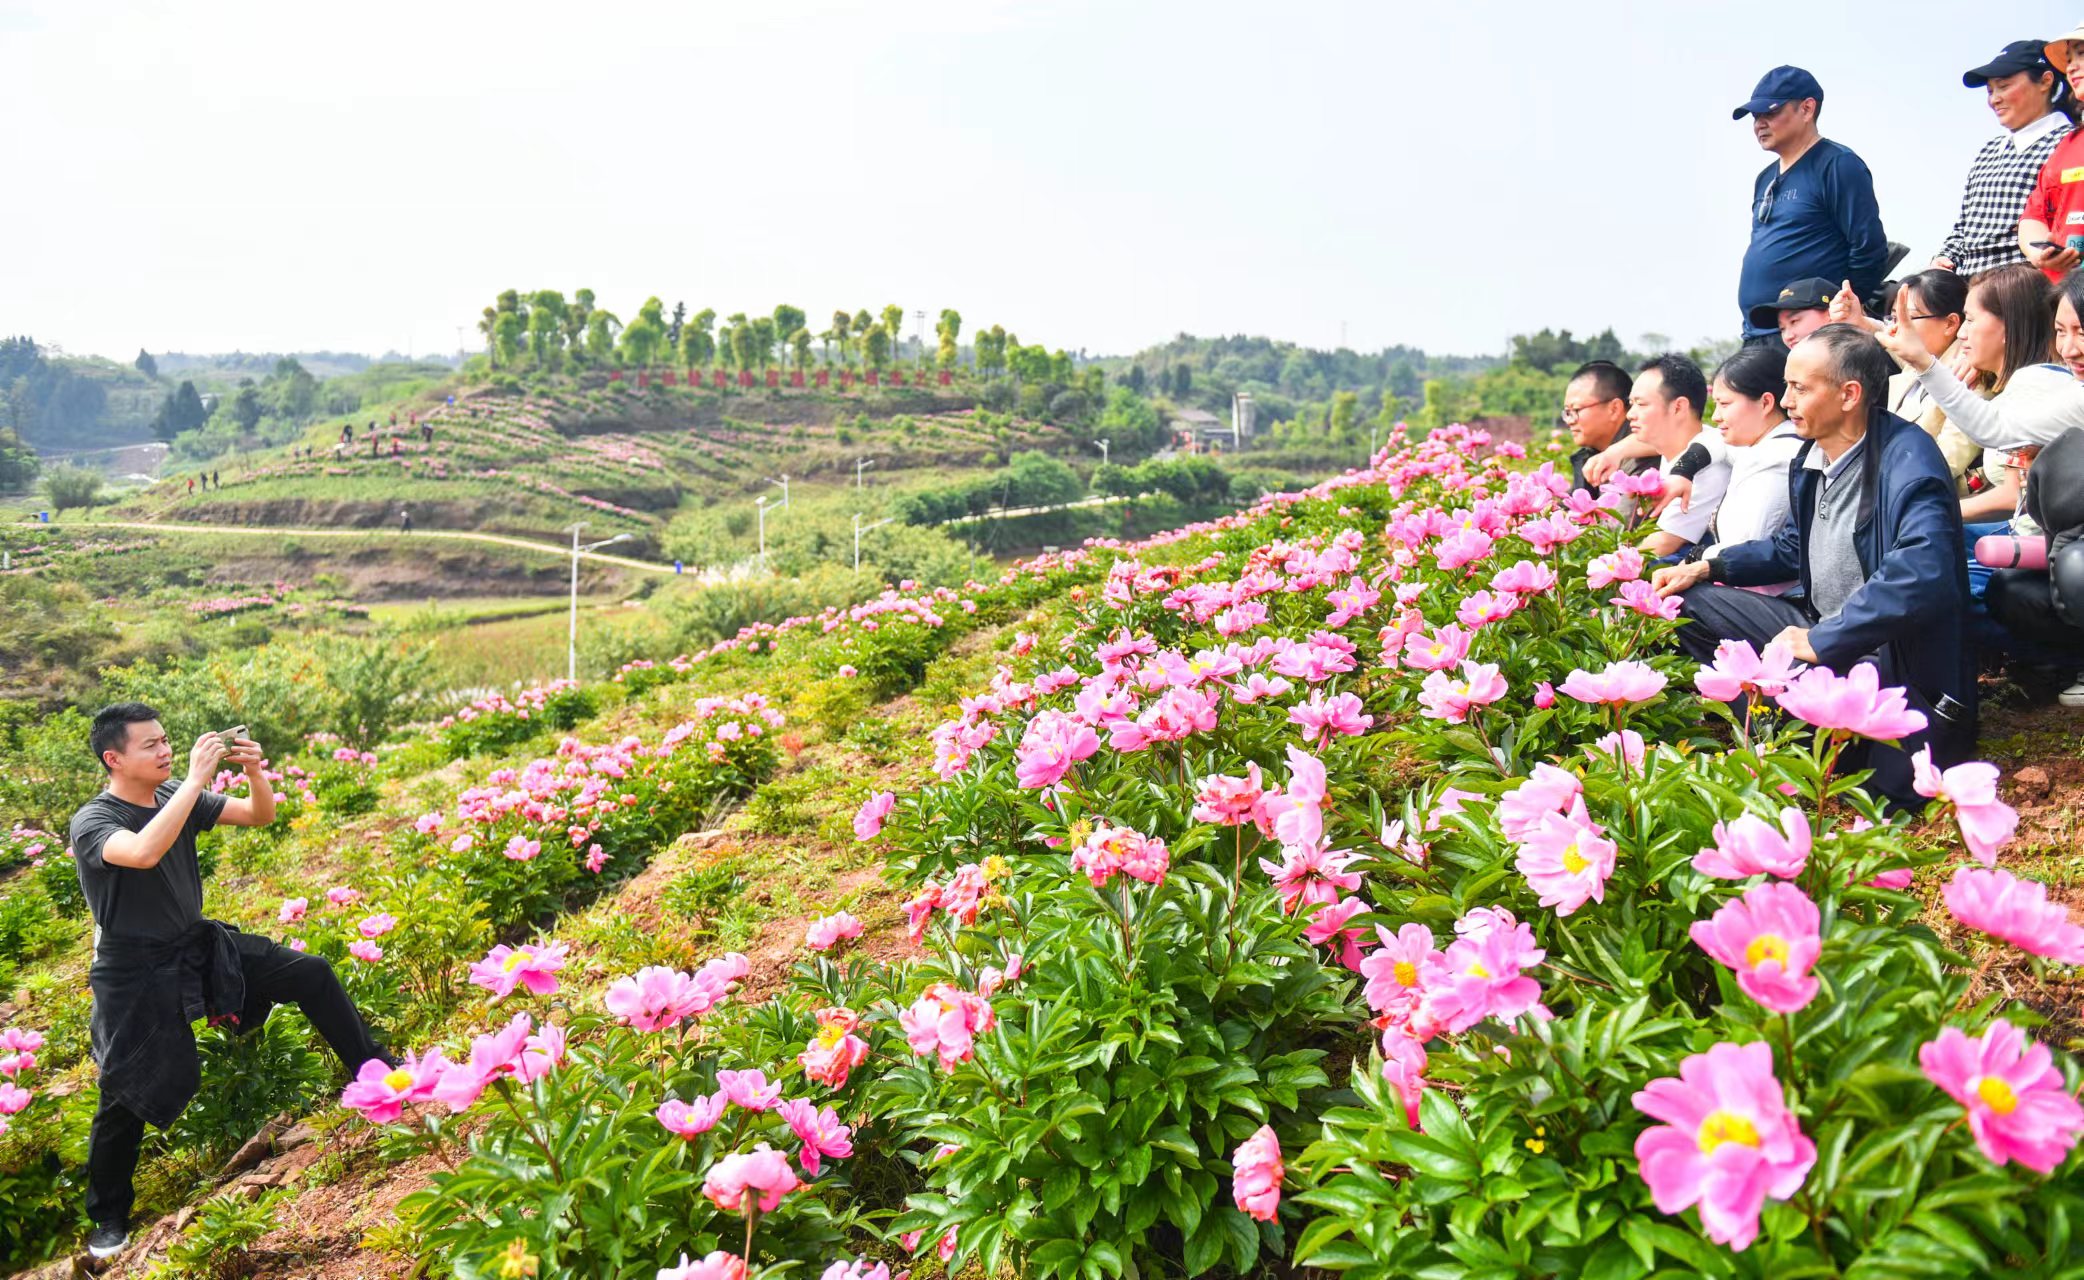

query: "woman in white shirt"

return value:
[1702, 345, 1805, 556]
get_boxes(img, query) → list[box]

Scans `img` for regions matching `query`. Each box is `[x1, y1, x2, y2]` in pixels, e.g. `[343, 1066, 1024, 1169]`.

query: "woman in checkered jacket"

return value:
[1935, 40, 2076, 277]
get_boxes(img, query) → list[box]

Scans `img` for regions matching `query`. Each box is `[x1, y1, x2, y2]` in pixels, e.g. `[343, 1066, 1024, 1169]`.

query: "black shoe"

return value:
[87, 1220, 129, 1259]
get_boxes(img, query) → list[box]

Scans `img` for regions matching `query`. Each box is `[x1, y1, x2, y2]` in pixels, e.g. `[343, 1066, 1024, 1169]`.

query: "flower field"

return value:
[1, 423, 2080, 1278]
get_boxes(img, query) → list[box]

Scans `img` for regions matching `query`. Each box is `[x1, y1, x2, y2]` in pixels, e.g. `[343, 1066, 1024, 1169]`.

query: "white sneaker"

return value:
[2061, 677, 2084, 709]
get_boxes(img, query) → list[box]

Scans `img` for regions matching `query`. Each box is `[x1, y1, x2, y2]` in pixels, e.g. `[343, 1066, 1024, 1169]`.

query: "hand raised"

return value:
[188, 732, 227, 780]
[1874, 285, 1934, 373]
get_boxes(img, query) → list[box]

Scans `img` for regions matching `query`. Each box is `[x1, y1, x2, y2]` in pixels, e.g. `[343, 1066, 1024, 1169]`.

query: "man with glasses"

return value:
[1563, 360, 1656, 493]
[1736, 67, 1888, 348]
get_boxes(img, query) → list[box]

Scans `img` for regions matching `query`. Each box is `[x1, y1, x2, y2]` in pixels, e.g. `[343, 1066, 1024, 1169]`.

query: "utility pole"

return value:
[566, 523, 631, 681]
[856, 456, 877, 491]
[1094, 438, 1110, 467]
[854, 513, 894, 572]
[914, 309, 926, 360]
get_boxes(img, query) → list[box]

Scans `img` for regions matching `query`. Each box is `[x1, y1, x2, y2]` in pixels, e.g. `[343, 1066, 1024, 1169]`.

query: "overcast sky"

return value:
[2, 0, 2075, 363]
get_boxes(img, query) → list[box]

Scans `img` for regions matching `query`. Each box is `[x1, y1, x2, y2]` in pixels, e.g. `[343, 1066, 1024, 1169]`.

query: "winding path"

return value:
[26, 519, 681, 575]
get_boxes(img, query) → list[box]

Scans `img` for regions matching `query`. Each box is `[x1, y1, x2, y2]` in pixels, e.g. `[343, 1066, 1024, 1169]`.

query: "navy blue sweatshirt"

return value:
[1738, 139, 1887, 338]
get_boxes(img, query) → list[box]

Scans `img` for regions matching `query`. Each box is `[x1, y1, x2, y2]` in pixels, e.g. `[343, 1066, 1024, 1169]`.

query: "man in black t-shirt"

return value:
[67, 703, 391, 1260]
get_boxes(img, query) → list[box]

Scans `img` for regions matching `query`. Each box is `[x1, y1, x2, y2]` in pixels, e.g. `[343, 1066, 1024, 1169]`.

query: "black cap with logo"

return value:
[1747, 278, 1837, 331]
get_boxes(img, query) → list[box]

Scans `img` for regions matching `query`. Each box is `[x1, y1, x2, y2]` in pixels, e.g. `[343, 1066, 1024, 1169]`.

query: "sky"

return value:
[2, 0, 2076, 364]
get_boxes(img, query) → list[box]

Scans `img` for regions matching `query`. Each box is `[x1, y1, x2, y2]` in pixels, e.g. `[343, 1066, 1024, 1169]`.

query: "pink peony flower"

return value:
[1942, 867, 2084, 963]
[1918, 1021, 2084, 1174]
[1688, 882, 1823, 1012]
[1301, 895, 1376, 969]
[1587, 728, 1647, 768]
[515, 1022, 566, 1082]
[777, 1097, 855, 1175]
[326, 885, 361, 907]
[1490, 559, 1559, 595]
[1014, 711, 1101, 789]
[1693, 808, 1811, 880]
[658, 1252, 747, 1280]
[1415, 660, 1509, 725]
[340, 1050, 449, 1124]
[449, 832, 475, 853]
[1694, 639, 1799, 702]
[1774, 662, 1928, 741]
[503, 835, 540, 862]
[900, 983, 996, 1072]
[1288, 689, 1375, 746]
[1910, 747, 2017, 867]
[1257, 843, 1361, 916]
[1495, 763, 1583, 842]
[1513, 804, 1617, 917]
[0, 1082, 29, 1116]
[817, 1261, 888, 1280]
[1558, 660, 1668, 706]
[1610, 578, 1683, 619]
[277, 897, 307, 924]
[1381, 1030, 1429, 1128]
[1401, 624, 1472, 673]
[1533, 680, 1556, 709]
[1359, 923, 1444, 1022]
[1070, 823, 1171, 888]
[347, 939, 384, 963]
[805, 912, 865, 951]
[702, 1143, 801, 1213]
[1231, 1124, 1285, 1222]
[658, 1094, 727, 1138]
[1231, 672, 1294, 704]
[853, 791, 896, 840]
[1192, 764, 1265, 825]
[1434, 910, 1546, 1033]
[603, 957, 748, 1032]
[1632, 1041, 1817, 1250]
[468, 941, 568, 999]
[716, 1068, 782, 1111]
[1585, 546, 1645, 588]
[358, 913, 396, 939]
[801, 1008, 871, 1088]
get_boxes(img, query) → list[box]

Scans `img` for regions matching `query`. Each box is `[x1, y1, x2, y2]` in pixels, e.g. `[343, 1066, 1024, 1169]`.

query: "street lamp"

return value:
[566, 523, 632, 682]
[854, 512, 894, 573]
[1093, 438, 1110, 467]
[856, 456, 878, 490]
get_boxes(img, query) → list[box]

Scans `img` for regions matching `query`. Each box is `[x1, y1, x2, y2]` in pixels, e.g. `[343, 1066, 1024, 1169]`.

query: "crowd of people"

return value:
[1558, 32, 2084, 799]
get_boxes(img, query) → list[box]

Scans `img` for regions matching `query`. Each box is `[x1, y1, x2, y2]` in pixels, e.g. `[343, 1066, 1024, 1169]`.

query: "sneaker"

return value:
[2061, 676, 2084, 708]
[87, 1220, 129, 1259]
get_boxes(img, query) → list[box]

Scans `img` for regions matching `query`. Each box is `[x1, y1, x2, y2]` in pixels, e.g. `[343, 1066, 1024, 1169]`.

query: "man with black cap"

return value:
[1938, 40, 2073, 276]
[1750, 277, 1837, 350]
[1735, 66, 1888, 348]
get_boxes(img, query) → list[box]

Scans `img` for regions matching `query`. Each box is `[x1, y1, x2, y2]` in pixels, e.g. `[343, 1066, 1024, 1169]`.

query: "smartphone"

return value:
[2030, 239, 2061, 252]
[221, 725, 248, 742]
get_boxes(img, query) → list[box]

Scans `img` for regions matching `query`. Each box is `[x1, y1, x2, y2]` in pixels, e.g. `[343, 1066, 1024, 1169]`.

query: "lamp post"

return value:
[1094, 438, 1110, 467]
[567, 524, 631, 682]
[856, 456, 878, 490]
[756, 474, 789, 575]
[854, 513, 894, 573]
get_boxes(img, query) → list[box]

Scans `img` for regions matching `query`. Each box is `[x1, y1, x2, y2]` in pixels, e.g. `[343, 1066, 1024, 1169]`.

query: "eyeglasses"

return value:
[1755, 174, 1780, 225]
[1560, 400, 1616, 423]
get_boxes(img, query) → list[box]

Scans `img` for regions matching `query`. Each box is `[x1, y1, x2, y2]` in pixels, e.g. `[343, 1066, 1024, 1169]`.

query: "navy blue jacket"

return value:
[1739, 139, 1888, 338]
[1715, 410, 1974, 738]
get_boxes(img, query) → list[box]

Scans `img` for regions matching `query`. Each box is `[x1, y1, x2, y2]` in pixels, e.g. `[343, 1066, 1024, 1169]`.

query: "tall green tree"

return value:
[772, 305, 806, 354]
[729, 324, 757, 374]
[478, 307, 500, 366]
[789, 327, 812, 372]
[828, 311, 852, 365]
[528, 291, 569, 369]
[619, 297, 667, 367]
[862, 323, 891, 372]
[585, 310, 621, 363]
[567, 289, 597, 359]
[42, 463, 101, 515]
[936, 309, 962, 370]
[493, 311, 527, 368]
[748, 317, 778, 371]
[681, 309, 717, 368]
[134, 349, 158, 379]
[881, 304, 905, 359]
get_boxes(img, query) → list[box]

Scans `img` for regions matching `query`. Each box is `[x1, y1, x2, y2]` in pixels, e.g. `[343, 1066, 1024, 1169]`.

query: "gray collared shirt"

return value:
[1805, 438, 1866, 621]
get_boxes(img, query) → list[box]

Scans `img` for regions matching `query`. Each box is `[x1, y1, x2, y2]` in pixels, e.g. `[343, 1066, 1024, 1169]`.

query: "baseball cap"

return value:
[1747, 278, 1837, 331]
[2048, 22, 2084, 70]
[1733, 66, 1825, 120]
[1965, 40, 2057, 87]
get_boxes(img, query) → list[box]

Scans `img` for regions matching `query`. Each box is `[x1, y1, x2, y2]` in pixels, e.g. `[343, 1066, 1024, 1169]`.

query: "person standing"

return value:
[2021, 26, 2084, 280]
[68, 705, 391, 1259]
[1651, 326, 1974, 802]
[399, 505, 413, 534]
[1937, 41, 2073, 276]
[1735, 66, 1888, 346]
[209, 469, 219, 490]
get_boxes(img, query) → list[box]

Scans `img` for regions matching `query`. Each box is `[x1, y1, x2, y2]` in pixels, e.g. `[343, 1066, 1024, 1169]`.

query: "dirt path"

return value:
[25, 520, 680, 575]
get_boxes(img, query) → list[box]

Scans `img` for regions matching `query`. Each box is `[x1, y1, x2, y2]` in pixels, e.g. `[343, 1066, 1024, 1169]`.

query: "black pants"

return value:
[85, 942, 386, 1224]
[1677, 584, 1935, 807]
[1986, 561, 2084, 656]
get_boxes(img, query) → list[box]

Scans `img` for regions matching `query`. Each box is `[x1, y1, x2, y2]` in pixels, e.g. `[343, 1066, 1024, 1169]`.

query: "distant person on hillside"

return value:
[1735, 66, 1888, 347]
[390, 437, 401, 457]
[210, 469, 220, 489]
[370, 435, 379, 458]
[1936, 41, 2072, 276]
[1562, 361, 1652, 492]
[69, 705, 392, 1259]
[1651, 325, 1973, 803]
[1749, 276, 1836, 349]
[1627, 354, 1731, 559]
[340, 423, 352, 445]
[185, 477, 194, 496]
[399, 505, 412, 534]
[2019, 23, 2084, 280]
[420, 421, 433, 445]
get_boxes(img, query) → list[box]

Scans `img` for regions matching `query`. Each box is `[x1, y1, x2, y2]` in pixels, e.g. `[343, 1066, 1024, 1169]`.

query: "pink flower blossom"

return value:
[716, 1068, 782, 1111]
[1775, 662, 1928, 742]
[1193, 764, 1265, 825]
[347, 939, 384, 963]
[1434, 911, 1547, 1033]
[1533, 680, 1555, 708]
[1231, 672, 1294, 704]
[1587, 728, 1648, 768]
[702, 1143, 801, 1213]
[1911, 748, 2017, 867]
[1302, 895, 1375, 969]
[1455, 589, 1522, 629]
[1585, 546, 1645, 588]
[515, 1022, 566, 1082]
[1416, 660, 1508, 724]
[1289, 689, 1375, 745]
[0, 1082, 29, 1116]
[900, 983, 996, 1072]
[340, 1050, 449, 1124]
[1919, 1021, 2083, 1173]
[1401, 624, 1471, 672]
[1496, 764, 1583, 841]
[414, 811, 443, 835]
[1360, 923, 1445, 1023]
[358, 913, 396, 939]
[777, 1097, 855, 1175]
[1490, 559, 1559, 595]
[278, 897, 307, 924]
[658, 1252, 747, 1280]
[853, 791, 896, 840]
[1632, 1041, 1817, 1251]
[801, 1008, 871, 1088]
[1689, 882, 1823, 1012]
[1381, 1030, 1429, 1128]
[1258, 843, 1361, 915]
[1610, 578, 1683, 619]
[449, 832, 475, 853]
[604, 956, 748, 1031]
[503, 835, 540, 862]
[1694, 639, 1799, 702]
[817, 1261, 887, 1280]
[805, 912, 865, 951]
[468, 941, 568, 999]
[1694, 807, 1811, 880]
[325, 886, 361, 907]
[1943, 867, 2084, 963]
[1231, 1124, 1284, 1222]
[1558, 660, 1668, 706]
[1070, 823, 1171, 888]
[1014, 711, 1101, 788]
[1513, 804, 1617, 916]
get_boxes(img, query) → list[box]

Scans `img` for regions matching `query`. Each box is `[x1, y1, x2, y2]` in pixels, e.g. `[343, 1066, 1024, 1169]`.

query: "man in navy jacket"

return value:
[1734, 67, 1889, 345]
[1652, 325, 1974, 801]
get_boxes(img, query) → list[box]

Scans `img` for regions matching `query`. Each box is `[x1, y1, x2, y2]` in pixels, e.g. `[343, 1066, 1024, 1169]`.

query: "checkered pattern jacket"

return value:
[1940, 123, 2068, 274]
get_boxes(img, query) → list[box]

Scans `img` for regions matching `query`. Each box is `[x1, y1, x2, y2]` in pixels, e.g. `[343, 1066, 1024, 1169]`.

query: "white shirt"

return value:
[1654, 430, 1731, 544]
[1705, 420, 1805, 552]
[2009, 110, 2067, 151]
[1915, 362, 2084, 453]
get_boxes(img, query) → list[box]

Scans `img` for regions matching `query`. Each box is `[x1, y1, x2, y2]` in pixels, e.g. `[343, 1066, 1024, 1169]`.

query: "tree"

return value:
[43, 463, 102, 515]
[748, 317, 778, 371]
[229, 383, 264, 432]
[134, 349, 158, 379]
[881, 305, 905, 359]
[789, 327, 812, 372]
[773, 305, 806, 355]
[567, 289, 597, 360]
[152, 379, 209, 441]
[852, 310, 875, 350]
[862, 323, 891, 372]
[494, 311, 527, 368]
[1328, 390, 1359, 442]
[619, 297, 667, 367]
[829, 311, 852, 365]
[479, 308, 501, 366]
[936, 309, 963, 370]
[585, 310, 621, 363]
[729, 324, 757, 375]
[667, 301, 687, 348]
[1375, 388, 1404, 431]
[682, 310, 716, 368]
[528, 291, 569, 369]
[1126, 364, 1147, 394]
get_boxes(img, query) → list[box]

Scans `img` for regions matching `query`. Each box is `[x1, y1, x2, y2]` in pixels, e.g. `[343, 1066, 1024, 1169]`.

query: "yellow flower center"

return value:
[1975, 1076, 2019, 1115]
[1467, 962, 1492, 979]
[1393, 961, 1418, 986]
[1744, 934, 1791, 970]
[1427, 644, 1445, 658]
[503, 950, 531, 972]
[1697, 1110, 1761, 1154]
[1561, 843, 1588, 874]
[382, 1069, 414, 1092]
[816, 1024, 846, 1048]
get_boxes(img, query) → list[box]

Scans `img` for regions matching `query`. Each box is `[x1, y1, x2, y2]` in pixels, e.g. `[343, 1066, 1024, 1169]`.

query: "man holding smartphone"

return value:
[67, 703, 393, 1260]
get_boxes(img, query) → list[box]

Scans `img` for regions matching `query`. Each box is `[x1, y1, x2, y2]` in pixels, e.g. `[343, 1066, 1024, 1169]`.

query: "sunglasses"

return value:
[1755, 174, 1780, 225]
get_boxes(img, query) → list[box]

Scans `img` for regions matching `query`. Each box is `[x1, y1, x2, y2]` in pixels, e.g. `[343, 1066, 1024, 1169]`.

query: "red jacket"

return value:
[2024, 127, 2084, 281]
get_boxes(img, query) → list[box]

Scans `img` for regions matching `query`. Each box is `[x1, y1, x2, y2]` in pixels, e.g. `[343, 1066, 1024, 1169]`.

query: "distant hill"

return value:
[154, 349, 463, 383]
